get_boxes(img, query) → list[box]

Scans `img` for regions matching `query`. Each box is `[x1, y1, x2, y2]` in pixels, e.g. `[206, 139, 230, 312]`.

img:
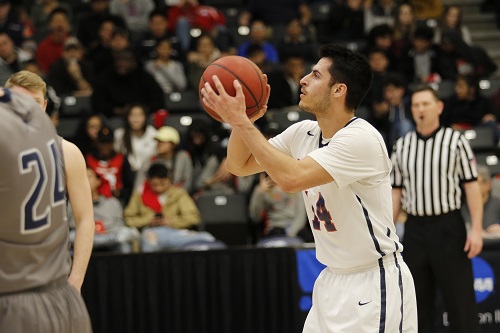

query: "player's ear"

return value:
[43, 99, 48, 112]
[332, 83, 347, 97]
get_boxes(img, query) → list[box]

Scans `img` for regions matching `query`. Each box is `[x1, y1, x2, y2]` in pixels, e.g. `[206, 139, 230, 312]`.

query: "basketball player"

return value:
[201, 44, 418, 332]
[5, 71, 94, 293]
[0, 88, 92, 331]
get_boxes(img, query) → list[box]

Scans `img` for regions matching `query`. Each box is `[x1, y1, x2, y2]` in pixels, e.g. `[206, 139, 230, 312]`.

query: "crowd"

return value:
[2, 0, 500, 253]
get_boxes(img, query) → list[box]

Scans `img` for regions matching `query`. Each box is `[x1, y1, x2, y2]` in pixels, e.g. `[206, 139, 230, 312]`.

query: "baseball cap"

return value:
[155, 126, 180, 144]
[97, 127, 114, 143]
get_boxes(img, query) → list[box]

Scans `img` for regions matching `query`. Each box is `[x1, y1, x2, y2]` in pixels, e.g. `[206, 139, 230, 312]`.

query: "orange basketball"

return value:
[199, 55, 266, 123]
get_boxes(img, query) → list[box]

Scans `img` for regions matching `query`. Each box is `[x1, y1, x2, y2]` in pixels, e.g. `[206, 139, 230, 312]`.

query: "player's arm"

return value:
[392, 188, 402, 224]
[463, 181, 483, 258]
[225, 130, 264, 176]
[63, 140, 94, 292]
[202, 77, 333, 192]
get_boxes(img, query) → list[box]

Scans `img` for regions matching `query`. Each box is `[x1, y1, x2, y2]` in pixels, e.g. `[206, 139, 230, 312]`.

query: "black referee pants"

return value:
[403, 210, 479, 333]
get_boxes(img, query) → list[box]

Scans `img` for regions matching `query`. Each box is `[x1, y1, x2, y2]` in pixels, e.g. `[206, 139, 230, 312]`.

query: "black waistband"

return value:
[407, 209, 462, 222]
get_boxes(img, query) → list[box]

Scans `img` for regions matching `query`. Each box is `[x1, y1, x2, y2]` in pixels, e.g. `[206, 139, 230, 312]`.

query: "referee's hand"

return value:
[464, 229, 483, 258]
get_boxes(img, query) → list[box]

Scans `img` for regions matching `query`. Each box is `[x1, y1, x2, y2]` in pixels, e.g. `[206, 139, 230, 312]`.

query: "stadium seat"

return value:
[475, 152, 500, 176]
[266, 107, 315, 129]
[195, 193, 250, 246]
[436, 80, 455, 100]
[56, 118, 80, 141]
[479, 78, 500, 98]
[461, 127, 497, 152]
[59, 95, 92, 118]
[163, 112, 212, 138]
[164, 90, 203, 113]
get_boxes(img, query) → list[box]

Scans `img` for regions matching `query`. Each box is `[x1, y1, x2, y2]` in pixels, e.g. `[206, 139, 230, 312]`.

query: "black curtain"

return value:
[82, 248, 303, 333]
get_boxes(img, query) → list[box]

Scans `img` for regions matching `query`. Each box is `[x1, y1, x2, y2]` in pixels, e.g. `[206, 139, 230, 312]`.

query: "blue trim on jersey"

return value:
[0, 88, 12, 102]
[357, 195, 387, 332]
[344, 117, 358, 127]
[388, 227, 405, 333]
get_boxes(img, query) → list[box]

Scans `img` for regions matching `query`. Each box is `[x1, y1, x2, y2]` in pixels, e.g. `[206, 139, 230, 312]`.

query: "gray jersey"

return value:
[0, 90, 71, 293]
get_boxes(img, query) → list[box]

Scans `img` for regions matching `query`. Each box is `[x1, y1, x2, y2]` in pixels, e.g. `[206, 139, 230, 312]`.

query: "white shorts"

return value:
[303, 253, 417, 333]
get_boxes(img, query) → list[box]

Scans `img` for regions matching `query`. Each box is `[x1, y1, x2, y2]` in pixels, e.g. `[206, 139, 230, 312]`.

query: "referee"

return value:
[391, 85, 483, 333]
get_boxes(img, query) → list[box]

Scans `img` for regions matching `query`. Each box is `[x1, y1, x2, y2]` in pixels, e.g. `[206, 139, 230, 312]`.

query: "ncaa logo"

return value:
[472, 257, 495, 303]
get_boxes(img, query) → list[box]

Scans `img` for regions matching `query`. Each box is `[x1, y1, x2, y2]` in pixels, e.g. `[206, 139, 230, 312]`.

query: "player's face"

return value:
[411, 90, 443, 128]
[10, 85, 47, 111]
[299, 58, 335, 115]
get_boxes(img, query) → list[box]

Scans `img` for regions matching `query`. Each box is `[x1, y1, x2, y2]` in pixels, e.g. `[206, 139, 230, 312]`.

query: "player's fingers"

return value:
[212, 75, 229, 97]
[233, 80, 245, 101]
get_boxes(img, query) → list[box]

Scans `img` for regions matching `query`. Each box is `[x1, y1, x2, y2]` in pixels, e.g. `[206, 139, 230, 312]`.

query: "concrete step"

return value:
[442, 0, 482, 6]
[462, 13, 496, 23]
[470, 30, 500, 41]
[475, 40, 500, 50]
[467, 21, 498, 31]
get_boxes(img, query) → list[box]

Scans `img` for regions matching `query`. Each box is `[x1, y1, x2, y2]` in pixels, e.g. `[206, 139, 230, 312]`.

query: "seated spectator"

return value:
[167, 0, 226, 52]
[87, 25, 130, 74]
[368, 73, 414, 151]
[461, 165, 500, 237]
[109, 0, 153, 41]
[276, 17, 317, 63]
[434, 5, 472, 46]
[246, 43, 277, 74]
[361, 47, 392, 107]
[69, 168, 140, 253]
[135, 126, 193, 192]
[137, 9, 184, 63]
[238, 0, 311, 28]
[73, 113, 107, 156]
[92, 49, 165, 117]
[124, 163, 216, 252]
[186, 33, 221, 89]
[267, 54, 305, 109]
[237, 20, 279, 64]
[363, 24, 397, 70]
[249, 172, 307, 239]
[392, 3, 416, 60]
[320, 0, 365, 44]
[439, 30, 498, 80]
[35, 8, 72, 74]
[144, 37, 187, 94]
[441, 74, 498, 131]
[75, 0, 126, 50]
[0, 0, 24, 47]
[0, 32, 32, 85]
[85, 126, 134, 204]
[114, 103, 157, 173]
[47, 37, 94, 96]
[399, 26, 442, 84]
[364, 0, 398, 33]
[30, 0, 73, 42]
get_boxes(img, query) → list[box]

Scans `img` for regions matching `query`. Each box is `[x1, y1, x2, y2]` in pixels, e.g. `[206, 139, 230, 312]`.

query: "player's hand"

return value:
[464, 228, 483, 258]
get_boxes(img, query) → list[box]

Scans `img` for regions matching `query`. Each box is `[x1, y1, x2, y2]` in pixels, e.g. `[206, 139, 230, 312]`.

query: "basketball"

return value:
[199, 55, 266, 122]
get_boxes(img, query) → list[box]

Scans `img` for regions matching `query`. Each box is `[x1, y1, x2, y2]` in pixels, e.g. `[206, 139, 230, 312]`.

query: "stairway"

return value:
[443, 0, 500, 78]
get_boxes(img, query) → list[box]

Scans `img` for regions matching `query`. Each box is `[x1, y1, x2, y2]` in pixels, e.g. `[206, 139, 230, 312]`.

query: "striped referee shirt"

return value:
[391, 126, 477, 217]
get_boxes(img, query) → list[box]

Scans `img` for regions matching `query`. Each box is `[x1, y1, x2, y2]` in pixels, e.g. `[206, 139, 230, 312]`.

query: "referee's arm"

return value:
[463, 181, 484, 258]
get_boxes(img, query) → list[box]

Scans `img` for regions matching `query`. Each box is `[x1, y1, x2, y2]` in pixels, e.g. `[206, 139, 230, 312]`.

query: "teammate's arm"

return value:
[392, 188, 402, 224]
[63, 140, 94, 292]
[463, 181, 483, 258]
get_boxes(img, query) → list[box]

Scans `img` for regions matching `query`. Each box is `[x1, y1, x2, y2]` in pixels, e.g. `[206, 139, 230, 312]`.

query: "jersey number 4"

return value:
[19, 141, 65, 234]
[311, 193, 336, 232]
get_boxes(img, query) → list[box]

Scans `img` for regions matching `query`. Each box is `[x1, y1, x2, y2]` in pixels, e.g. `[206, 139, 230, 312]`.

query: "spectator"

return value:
[462, 165, 500, 237]
[276, 17, 317, 63]
[0, 31, 31, 85]
[167, 0, 226, 52]
[392, 2, 416, 60]
[30, 0, 73, 42]
[245, 43, 277, 74]
[92, 49, 165, 117]
[364, 0, 398, 33]
[114, 103, 158, 173]
[137, 9, 184, 63]
[69, 168, 140, 253]
[237, 20, 279, 64]
[47, 37, 94, 96]
[186, 33, 220, 89]
[368, 73, 414, 151]
[87, 24, 130, 74]
[434, 5, 472, 46]
[135, 126, 193, 192]
[249, 172, 307, 238]
[320, 0, 365, 44]
[124, 163, 216, 252]
[0, 0, 24, 47]
[75, 0, 126, 50]
[238, 0, 311, 28]
[267, 53, 305, 109]
[35, 8, 72, 74]
[73, 113, 107, 156]
[85, 126, 133, 204]
[362, 47, 392, 107]
[364, 23, 397, 70]
[144, 37, 187, 94]
[399, 26, 442, 84]
[441, 74, 498, 131]
[109, 0, 154, 40]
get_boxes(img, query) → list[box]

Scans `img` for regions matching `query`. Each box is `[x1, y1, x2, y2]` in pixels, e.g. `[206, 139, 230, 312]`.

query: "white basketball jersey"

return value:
[269, 118, 402, 269]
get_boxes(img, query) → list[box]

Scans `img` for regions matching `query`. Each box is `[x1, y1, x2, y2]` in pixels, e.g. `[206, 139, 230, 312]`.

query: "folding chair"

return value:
[59, 95, 92, 118]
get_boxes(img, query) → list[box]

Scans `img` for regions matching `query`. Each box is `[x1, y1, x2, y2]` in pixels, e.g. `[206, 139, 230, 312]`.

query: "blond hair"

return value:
[5, 71, 47, 98]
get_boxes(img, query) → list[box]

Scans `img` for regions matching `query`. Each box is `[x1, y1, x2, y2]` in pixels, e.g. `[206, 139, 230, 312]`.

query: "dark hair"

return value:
[246, 43, 264, 58]
[319, 44, 372, 110]
[411, 85, 441, 101]
[147, 163, 170, 179]
[48, 7, 69, 24]
[382, 73, 407, 90]
[368, 24, 394, 45]
[149, 9, 166, 21]
[456, 74, 479, 97]
[413, 26, 434, 41]
[121, 104, 149, 154]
